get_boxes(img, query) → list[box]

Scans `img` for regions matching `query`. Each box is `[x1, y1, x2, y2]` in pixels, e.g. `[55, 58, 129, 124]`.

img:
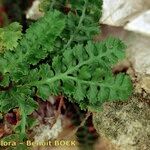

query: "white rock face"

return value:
[125, 34, 150, 75]
[26, 0, 44, 20]
[125, 10, 150, 36]
[100, 0, 146, 26]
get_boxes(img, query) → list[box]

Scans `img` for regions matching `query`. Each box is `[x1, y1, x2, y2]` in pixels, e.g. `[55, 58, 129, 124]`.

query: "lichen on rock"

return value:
[93, 96, 150, 150]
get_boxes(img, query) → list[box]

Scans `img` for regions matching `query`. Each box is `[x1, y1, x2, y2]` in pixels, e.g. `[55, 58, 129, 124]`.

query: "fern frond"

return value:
[17, 10, 65, 65]
[40, 0, 102, 52]
[0, 10, 65, 81]
[0, 1, 132, 143]
[23, 38, 132, 109]
[0, 86, 38, 141]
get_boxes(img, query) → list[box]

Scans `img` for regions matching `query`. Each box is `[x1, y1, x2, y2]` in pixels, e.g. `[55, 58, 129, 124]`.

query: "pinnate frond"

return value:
[25, 38, 132, 109]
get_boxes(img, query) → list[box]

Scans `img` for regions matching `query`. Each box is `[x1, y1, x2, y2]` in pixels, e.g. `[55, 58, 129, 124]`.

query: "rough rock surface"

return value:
[125, 34, 150, 75]
[101, 0, 150, 37]
[100, 0, 148, 26]
[93, 96, 150, 150]
[125, 10, 150, 36]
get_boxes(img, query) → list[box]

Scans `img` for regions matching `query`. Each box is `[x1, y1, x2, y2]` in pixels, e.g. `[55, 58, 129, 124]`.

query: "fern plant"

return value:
[0, 0, 132, 147]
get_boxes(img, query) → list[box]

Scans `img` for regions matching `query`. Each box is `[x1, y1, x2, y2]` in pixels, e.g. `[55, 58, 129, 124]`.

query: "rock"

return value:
[34, 116, 62, 142]
[26, 0, 44, 20]
[125, 10, 150, 36]
[100, 0, 147, 26]
[135, 76, 150, 94]
[93, 96, 150, 150]
[125, 34, 150, 75]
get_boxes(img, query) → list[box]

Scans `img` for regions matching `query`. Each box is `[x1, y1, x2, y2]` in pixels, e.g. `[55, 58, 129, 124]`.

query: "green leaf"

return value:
[0, 22, 22, 52]
[25, 98, 38, 115]
[0, 91, 18, 113]
[1, 10, 65, 76]
[73, 82, 86, 101]
[29, 38, 132, 109]
[87, 85, 98, 103]
[37, 84, 51, 100]
[79, 66, 91, 80]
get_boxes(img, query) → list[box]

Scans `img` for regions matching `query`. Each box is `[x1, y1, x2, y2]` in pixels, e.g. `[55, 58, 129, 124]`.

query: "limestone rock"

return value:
[100, 0, 146, 26]
[125, 10, 150, 36]
[135, 76, 150, 94]
[125, 34, 150, 75]
[93, 96, 150, 150]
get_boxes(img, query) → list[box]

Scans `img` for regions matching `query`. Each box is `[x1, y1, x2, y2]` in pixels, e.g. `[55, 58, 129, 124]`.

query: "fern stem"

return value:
[21, 47, 112, 88]
[18, 100, 26, 141]
[62, 0, 87, 50]
[65, 76, 103, 86]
